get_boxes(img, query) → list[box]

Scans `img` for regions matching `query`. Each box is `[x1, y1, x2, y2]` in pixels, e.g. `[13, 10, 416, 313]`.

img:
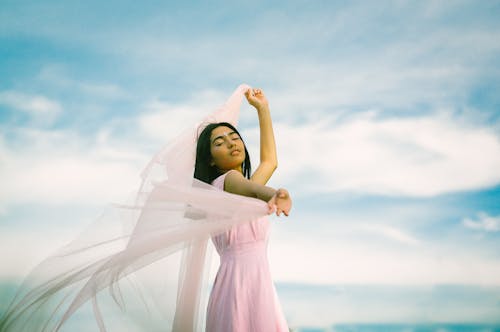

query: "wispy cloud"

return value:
[259, 110, 500, 197]
[269, 225, 500, 285]
[0, 90, 62, 125]
[463, 212, 500, 232]
[137, 88, 230, 141]
[37, 65, 127, 100]
[72, 1, 499, 118]
[0, 127, 148, 207]
[355, 224, 421, 246]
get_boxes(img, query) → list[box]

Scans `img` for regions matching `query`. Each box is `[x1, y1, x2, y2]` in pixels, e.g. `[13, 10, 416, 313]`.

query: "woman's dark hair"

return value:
[194, 122, 251, 184]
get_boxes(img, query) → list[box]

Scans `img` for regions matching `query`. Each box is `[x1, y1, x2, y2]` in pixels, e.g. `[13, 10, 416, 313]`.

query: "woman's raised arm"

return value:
[244, 88, 277, 185]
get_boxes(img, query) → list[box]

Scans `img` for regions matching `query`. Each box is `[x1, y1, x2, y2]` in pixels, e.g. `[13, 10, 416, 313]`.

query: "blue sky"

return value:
[1, 0, 500, 298]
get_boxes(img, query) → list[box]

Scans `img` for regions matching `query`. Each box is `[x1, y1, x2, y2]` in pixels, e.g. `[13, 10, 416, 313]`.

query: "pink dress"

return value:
[206, 172, 289, 332]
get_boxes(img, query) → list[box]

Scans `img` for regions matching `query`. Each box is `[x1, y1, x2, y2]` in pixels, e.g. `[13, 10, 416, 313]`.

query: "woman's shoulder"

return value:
[211, 170, 240, 190]
[211, 172, 229, 190]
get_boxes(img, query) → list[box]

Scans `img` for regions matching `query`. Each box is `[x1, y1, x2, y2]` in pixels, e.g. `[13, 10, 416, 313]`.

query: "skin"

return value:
[209, 88, 292, 217]
[210, 126, 246, 174]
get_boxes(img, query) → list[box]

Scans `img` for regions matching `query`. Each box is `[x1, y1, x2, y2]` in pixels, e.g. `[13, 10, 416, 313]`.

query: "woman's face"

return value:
[210, 125, 246, 172]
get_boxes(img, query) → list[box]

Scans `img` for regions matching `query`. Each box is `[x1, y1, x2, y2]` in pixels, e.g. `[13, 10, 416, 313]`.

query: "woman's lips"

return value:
[230, 150, 240, 156]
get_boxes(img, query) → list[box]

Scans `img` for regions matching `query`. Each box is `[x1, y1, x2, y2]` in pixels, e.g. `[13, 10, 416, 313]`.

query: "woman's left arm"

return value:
[245, 88, 278, 185]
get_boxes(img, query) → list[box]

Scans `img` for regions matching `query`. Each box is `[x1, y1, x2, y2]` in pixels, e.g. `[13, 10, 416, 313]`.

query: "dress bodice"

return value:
[210, 172, 270, 259]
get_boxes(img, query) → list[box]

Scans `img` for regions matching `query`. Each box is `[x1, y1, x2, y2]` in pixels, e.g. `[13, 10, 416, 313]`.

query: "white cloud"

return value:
[0, 227, 84, 278]
[0, 86, 245, 208]
[263, 110, 500, 197]
[137, 88, 249, 141]
[355, 224, 420, 246]
[84, 2, 500, 117]
[265, 28, 500, 115]
[463, 212, 500, 232]
[0, 127, 149, 207]
[37, 65, 126, 99]
[268, 218, 500, 286]
[0, 90, 62, 124]
[138, 101, 203, 142]
[0, 205, 7, 217]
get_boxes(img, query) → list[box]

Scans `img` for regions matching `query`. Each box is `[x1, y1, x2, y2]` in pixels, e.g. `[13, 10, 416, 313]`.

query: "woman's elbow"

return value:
[266, 161, 277, 172]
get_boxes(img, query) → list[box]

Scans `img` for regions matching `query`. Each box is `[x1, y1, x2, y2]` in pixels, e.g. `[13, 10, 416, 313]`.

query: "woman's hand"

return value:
[245, 88, 269, 111]
[267, 188, 292, 217]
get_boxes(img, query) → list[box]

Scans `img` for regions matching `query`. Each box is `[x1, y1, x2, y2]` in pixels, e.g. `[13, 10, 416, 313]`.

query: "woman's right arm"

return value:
[244, 88, 278, 186]
[224, 170, 292, 216]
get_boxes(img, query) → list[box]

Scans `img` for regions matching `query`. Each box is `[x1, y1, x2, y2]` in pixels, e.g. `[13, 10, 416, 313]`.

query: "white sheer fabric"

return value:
[0, 84, 269, 332]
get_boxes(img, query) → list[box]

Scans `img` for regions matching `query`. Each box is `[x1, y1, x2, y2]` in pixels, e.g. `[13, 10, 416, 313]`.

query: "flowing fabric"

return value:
[0, 84, 272, 332]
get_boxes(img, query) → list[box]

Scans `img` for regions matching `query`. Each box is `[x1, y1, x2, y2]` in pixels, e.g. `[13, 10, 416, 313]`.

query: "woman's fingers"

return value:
[245, 87, 269, 109]
[246, 88, 263, 98]
[245, 88, 254, 98]
[246, 88, 261, 96]
[269, 189, 292, 217]
[267, 202, 276, 214]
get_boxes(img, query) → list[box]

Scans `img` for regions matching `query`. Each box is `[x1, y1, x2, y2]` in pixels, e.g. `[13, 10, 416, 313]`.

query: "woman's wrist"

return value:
[256, 186, 278, 202]
[276, 188, 288, 198]
[255, 104, 270, 113]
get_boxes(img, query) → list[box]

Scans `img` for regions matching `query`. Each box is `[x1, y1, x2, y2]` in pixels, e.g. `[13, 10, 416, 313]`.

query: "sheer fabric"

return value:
[0, 84, 270, 332]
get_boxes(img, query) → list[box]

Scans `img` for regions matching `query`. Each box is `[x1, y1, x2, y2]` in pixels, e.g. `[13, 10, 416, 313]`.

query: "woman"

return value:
[194, 88, 291, 331]
[0, 85, 289, 332]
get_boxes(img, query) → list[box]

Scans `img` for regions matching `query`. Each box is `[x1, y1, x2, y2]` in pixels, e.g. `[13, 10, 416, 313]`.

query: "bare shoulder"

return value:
[224, 170, 247, 191]
[224, 170, 256, 198]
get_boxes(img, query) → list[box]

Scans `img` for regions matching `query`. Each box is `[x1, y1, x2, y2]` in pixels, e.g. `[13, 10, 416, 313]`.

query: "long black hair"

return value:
[194, 122, 251, 184]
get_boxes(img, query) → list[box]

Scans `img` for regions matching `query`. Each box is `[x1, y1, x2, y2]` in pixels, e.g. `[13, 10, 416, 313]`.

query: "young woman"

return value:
[0, 85, 290, 332]
[194, 88, 292, 331]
